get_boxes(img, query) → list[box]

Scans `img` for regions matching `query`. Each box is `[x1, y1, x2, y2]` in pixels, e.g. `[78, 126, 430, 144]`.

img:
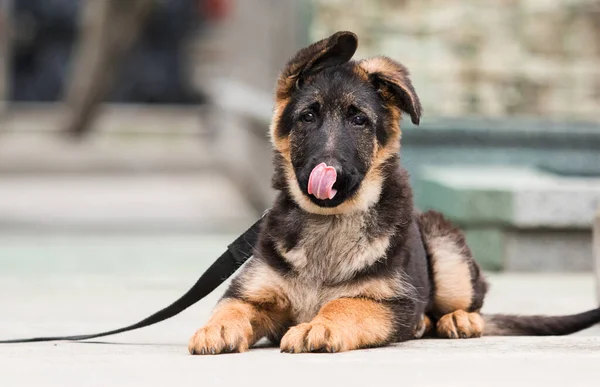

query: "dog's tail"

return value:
[482, 308, 600, 336]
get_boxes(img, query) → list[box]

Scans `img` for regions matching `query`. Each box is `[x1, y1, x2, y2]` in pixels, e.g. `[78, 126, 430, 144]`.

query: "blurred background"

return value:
[0, 0, 599, 279]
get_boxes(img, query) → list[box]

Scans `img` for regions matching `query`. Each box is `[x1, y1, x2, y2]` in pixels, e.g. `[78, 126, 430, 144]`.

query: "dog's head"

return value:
[270, 31, 422, 215]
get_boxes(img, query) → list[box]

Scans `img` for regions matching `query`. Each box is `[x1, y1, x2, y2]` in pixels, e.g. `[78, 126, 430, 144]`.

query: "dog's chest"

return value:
[279, 214, 391, 321]
[285, 279, 330, 323]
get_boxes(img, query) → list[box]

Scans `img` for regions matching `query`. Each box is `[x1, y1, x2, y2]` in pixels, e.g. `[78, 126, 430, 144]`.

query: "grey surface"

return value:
[0, 173, 256, 233]
[504, 229, 593, 272]
[512, 174, 600, 229]
[1, 235, 600, 386]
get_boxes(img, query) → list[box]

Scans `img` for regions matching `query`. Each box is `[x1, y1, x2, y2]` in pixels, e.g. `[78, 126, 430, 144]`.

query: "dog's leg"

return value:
[280, 298, 396, 353]
[418, 210, 489, 339]
[188, 298, 267, 354]
[189, 260, 291, 355]
[413, 314, 434, 339]
[188, 292, 290, 355]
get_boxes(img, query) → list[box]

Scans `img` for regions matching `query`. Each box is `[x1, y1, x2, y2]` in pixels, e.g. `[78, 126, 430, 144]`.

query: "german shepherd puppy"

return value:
[188, 31, 600, 354]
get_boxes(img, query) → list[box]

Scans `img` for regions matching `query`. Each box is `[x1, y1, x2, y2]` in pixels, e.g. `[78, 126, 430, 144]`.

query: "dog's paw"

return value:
[413, 314, 433, 339]
[188, 320, 252, 355]
[280, 322, 350, 353]
[436, 310, 484, 339]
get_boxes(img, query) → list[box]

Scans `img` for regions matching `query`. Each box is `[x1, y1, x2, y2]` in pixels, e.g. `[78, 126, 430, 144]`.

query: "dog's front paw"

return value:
[188, 320, 252, 355]
[280, 321, 350, 353]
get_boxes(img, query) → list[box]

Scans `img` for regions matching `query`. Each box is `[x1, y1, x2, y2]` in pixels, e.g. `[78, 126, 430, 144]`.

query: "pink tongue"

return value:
[307, 163, 337, 200]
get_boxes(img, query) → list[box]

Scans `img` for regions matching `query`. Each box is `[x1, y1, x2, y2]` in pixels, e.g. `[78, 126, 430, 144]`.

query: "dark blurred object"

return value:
[10, 0, 79, 101]
[109, 0, 207, 104]
[63, 0, 156, 137]
[9, 0, 219, 104]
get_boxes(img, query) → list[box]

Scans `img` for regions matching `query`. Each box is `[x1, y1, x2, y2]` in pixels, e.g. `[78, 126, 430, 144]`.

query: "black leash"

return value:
[0, 214, 265, 344]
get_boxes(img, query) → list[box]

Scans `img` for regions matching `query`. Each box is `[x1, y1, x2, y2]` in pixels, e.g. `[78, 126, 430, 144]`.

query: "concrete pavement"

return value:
[1, 234, 600, 386]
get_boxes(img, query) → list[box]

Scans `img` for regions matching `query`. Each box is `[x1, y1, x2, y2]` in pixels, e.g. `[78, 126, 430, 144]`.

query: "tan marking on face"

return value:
[374, 95, 402, 158]
[280, 298, 394, 353]
[427, 235, 474, 314]
[269, 98, 291, 161]
[373, 136, 400, 170]
[276, 74, 300, 102]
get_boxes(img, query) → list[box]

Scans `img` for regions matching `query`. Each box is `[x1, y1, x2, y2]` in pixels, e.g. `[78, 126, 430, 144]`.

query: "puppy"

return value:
[188, 31, 600, 354]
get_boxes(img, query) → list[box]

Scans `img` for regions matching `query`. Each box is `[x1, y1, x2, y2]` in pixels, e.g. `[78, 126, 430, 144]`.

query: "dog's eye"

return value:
[300, 112, 316, 123]
[351, 115, 367, 126]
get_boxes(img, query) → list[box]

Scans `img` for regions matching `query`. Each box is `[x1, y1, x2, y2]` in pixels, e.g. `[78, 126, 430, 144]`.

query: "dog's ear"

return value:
[276, 31, 358, 100]
[359, 56, 422, 125]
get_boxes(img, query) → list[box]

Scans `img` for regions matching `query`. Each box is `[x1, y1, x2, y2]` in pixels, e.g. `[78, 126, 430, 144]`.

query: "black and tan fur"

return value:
[188, 31, 600, 355]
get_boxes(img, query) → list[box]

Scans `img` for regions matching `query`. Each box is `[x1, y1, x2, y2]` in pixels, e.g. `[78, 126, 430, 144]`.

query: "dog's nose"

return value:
[327, 162, 343, 177]
[308, 156, 342, 174]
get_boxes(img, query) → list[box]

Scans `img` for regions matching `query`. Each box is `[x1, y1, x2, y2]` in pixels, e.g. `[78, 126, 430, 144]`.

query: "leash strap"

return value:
[0, 213, 265, 344]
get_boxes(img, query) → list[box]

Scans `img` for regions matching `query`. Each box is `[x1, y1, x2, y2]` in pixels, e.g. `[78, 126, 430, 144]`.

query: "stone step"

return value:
[416, 166, 600, 228]
[0, 104, 216, 173]
[415, 166, 600, 272]
[0, 173, 257, 233]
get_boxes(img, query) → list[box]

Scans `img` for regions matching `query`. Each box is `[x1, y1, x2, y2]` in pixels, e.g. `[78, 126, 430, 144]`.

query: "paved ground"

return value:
[1, 234, 600, 387]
